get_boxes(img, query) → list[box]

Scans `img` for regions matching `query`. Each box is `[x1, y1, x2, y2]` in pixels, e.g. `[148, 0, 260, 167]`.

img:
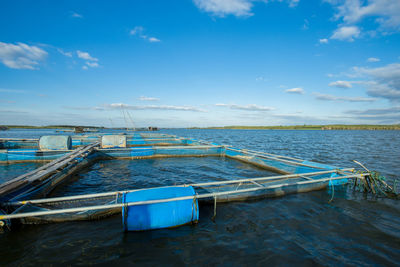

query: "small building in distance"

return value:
[148, 127, 158, 131]
[74, 126, 84, 133]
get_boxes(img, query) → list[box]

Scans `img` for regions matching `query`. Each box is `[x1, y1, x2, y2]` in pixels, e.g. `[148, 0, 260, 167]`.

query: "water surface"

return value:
[0, 129, 399, 265]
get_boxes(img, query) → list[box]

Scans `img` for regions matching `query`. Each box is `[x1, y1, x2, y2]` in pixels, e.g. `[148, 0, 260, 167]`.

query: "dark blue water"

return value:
[1, 129, 399, 265]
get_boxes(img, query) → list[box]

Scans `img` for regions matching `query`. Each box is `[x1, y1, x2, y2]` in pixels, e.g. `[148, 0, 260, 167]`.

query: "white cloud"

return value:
[353, 63, 400, 101]
[106, 103, 205, 112]
[0, 88, 27, 93]
[71, 12, 83, 18]
[314, 92, 376, 102]
[367, 57, 380, 62]
[325, 0, 400, 43]
[57, 48, 72, 58]
[63, 105, 106, 111]
[77, 50, 98, 61]
[285, 87, 304, 94]
[0, 99, 15, 104]
[345, 106, 400, 115]
[356, 63, 400, 80]
[139, 96, 160, 101]
[86, 62, 99, 68]
[302, 19, 309, 30]
[331, 0, 400, 30]
[193, 0, 301, 17]
[148, 37, 161, 43]
[76, 50, 99, 69]
[329, 80, 353, 88]
[193, 0, 254, 17]
[130, 26, 144, 36]
[215, 103, 274, 111]
[0, 42, 47, 70]
[343, 106, 400, 123]
[330, 26, 360, 41]
[130, 26, 161, 43]
[319, 38, 329, 44]
[289, 0, 300, 8]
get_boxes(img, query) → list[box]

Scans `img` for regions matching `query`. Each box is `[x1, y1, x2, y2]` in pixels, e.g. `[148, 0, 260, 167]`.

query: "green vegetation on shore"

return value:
[0, 125, 150, 131]
[2, 124, 400, 130]
[2, 125, 103, 129]
[192, 124, 400, 130]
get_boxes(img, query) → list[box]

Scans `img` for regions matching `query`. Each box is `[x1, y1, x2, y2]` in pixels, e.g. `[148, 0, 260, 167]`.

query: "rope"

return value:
[123, 194, 128, 231]
[235, 182, 242, 191]
[191, 194, 198, 223]
[328, 179, 335, 203]
[211, 194, 217, 222]
[125, 110, 136, 131]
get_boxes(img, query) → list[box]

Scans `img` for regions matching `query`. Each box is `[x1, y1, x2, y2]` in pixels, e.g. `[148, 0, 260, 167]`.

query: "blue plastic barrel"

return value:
[39, 136, 72, 151]
[101, 135, 127, 148]
[122, 186, 199, 231]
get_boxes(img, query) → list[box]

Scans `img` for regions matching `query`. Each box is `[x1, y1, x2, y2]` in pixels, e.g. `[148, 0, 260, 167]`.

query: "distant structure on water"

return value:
[74, 127, 99, 133]
[74, 126, 84, 133]
[148, 127, 158, 131]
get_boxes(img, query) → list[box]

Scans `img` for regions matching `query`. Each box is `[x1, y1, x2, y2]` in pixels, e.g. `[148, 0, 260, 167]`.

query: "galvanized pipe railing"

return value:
[7, 168, 354, 206]
[0, 173, 367, 221]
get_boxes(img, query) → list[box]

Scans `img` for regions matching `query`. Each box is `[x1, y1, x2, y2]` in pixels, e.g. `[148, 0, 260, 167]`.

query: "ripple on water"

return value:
[0, 129, 399, 265]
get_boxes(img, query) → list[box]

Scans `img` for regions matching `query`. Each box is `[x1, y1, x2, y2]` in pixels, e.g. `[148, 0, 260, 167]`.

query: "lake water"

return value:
[1, 129, 399, 265]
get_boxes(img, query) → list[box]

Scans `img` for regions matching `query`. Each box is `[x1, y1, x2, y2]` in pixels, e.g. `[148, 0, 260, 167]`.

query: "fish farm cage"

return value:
[0, 132, 371, 232]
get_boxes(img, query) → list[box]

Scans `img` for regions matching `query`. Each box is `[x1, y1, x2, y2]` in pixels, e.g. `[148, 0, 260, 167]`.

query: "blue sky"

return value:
[0, 0, 399, 127]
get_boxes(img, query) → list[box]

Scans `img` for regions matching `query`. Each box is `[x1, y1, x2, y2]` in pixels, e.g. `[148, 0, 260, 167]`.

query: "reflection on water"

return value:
[0, 162, 44, 184]
[0, 129, 399, 265]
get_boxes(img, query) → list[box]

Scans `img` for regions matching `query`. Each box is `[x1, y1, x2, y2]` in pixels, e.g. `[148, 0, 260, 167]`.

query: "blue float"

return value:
[39, 136, 72, 151]
[122, 186, 199, 231]
[101, 135, 127, 148]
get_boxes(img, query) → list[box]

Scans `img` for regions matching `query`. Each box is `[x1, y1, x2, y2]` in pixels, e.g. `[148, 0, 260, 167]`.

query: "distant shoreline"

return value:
[189, 125, 400, 130]
[1, 125, 103, 129]
[1, 124, 400, 130]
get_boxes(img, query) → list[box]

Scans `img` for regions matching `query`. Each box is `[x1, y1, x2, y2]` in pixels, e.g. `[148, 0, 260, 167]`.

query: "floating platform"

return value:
[0, 132, 368, 232]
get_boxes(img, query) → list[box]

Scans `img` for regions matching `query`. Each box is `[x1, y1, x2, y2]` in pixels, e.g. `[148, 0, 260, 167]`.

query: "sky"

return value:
[0, 0, 400, 128]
